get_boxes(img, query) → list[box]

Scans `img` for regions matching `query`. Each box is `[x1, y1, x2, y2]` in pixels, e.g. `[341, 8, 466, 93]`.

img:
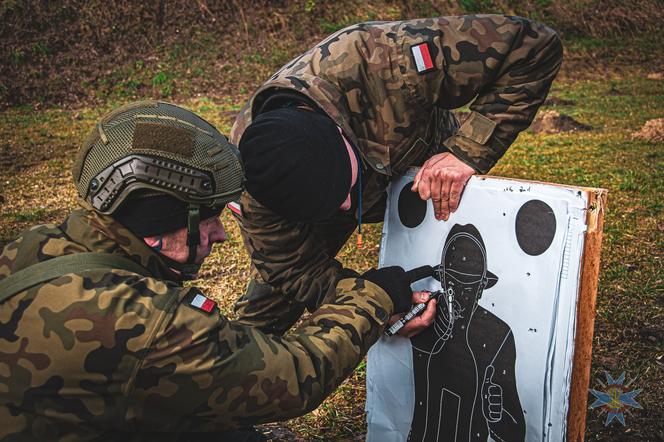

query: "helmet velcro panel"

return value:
[72, 101, 243, 212]
[132, 121, 195, 157]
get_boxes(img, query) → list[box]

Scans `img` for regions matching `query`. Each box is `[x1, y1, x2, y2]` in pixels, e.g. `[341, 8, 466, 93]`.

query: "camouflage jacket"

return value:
[0, 203, 393, 440]
[230, 15, 562, 309]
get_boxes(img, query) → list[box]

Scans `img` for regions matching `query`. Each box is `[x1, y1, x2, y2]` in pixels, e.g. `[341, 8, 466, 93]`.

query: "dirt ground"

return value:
[632, 118, 664, 143]
[529, 110, 592, 134]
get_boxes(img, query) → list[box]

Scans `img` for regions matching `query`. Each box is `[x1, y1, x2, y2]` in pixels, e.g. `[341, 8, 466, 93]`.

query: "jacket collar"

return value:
[62, 200, 184, 284]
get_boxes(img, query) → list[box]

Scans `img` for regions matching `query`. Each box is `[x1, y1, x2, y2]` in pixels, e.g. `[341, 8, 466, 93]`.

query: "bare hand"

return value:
[387, 291, 437, 338]
[411, 152, 475, 221]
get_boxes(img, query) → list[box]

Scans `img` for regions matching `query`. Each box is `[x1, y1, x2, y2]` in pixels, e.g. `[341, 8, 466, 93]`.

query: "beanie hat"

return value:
[113, 193, 223, 237]
[240, 107, 351, 223]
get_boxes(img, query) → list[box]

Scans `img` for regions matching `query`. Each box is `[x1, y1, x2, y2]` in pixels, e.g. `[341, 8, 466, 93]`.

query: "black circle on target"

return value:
[398, 182, 427, 228]
[515, 199, 556, 256]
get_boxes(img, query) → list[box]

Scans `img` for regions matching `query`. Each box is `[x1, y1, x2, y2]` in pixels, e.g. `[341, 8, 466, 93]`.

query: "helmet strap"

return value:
[179, 204, 201, 279]
[147, 203, 203, 281]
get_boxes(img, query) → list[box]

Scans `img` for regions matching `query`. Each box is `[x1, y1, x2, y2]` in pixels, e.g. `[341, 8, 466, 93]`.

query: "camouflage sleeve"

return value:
[405, 15, 563, 173]
[130, 278, 392, 430]
[236, 191, 348, 310]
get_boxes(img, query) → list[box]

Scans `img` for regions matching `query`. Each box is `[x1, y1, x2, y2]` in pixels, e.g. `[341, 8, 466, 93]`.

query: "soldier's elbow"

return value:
[547, 28, 564, 61]
[530, 23, 564, 75]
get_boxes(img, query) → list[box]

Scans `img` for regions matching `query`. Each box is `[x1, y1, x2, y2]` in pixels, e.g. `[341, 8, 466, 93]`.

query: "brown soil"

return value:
[256, 424, 305, 441]
[529, 110, 592, 134]
[632, 118, 664, 143]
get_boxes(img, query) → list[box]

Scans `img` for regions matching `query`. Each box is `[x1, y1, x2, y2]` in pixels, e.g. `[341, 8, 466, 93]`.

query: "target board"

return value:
[366, 173, 607, 442]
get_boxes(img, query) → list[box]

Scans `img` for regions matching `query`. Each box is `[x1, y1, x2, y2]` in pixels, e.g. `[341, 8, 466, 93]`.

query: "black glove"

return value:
[338, 267, 361, 279]
[361, 266, 412, 314]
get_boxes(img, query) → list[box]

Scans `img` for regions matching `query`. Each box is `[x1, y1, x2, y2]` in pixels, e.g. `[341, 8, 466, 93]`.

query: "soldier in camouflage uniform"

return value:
[0, 101, 427, 440]
[230, 14, 563, 336]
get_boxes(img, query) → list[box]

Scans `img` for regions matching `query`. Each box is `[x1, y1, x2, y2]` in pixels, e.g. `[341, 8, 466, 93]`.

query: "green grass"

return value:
[5, 208, 56, 223]
[565, 32, 664, 56]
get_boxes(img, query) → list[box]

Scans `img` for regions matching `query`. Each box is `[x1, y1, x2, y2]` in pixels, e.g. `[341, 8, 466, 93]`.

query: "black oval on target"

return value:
[398, 182, 427, 228]
[515, 199, 556, 256]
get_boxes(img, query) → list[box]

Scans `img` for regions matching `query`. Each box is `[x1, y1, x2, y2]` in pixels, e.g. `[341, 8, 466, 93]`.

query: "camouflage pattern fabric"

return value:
[230, 14, 563, 330]
[0, 202, 393, 439]
[233, 189, 390, 335]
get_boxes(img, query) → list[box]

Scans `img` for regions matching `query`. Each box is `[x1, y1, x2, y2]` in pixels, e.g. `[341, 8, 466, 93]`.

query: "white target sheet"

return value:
[366, 173, 588, 442]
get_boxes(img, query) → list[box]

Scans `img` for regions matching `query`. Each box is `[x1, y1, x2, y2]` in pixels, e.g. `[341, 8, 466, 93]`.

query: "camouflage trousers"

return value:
[234, 108, 459, 335]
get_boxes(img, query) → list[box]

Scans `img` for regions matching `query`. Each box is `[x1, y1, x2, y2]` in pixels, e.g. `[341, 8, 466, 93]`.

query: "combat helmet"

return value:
[72, 100, 244, 278]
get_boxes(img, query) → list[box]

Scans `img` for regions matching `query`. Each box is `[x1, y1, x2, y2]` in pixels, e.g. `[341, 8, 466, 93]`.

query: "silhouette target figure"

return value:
[409, 224, 526, 442]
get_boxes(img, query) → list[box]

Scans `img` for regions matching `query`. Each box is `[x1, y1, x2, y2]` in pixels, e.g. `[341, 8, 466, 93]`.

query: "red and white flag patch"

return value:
[410, 42, 435, 74]
[190, 293, 216, 313]
[227, 201, 242, 217]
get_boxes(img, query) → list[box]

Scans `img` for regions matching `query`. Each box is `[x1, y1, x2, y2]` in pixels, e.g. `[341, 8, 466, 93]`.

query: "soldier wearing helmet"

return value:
[0, 101, 424, 439]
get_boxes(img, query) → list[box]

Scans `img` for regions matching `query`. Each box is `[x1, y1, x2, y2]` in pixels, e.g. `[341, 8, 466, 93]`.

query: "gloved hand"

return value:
[361, 266, 412, 314]
[338, 267, 361, 279]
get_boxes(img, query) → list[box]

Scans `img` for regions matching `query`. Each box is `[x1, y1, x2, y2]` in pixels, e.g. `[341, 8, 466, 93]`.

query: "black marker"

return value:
[385, 290, 443, 336]
[385, 264, 444, 337]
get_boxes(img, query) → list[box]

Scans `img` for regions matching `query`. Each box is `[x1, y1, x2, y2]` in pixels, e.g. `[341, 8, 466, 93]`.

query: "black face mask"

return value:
[113, 194, 222, 238]
[240, 107, 352, 223]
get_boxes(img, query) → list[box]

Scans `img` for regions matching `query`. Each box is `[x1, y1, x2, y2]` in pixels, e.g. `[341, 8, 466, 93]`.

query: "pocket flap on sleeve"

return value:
[457, 111, 497, 145]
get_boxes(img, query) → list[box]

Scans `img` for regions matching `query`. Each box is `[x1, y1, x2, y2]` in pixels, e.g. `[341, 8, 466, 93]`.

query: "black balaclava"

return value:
[240, 107, 352, 223]
[113, 194, 222, 237]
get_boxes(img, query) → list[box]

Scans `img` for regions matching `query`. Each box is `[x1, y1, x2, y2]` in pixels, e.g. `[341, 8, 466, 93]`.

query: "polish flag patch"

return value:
[227, 201, 242, 217]
[190, 293, 216, 313]
[410, 42, 435, 74]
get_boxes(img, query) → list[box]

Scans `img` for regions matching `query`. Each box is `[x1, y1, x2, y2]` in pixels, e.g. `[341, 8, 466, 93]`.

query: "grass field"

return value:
[1, 71, 662, 439]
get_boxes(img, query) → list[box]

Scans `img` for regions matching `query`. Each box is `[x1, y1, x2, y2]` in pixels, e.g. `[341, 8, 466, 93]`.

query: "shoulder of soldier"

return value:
[35, 266, 185, 309]
[4, 222, 63, 250]
[14, 268, 191, 357]
[0, 222, 79, 277]
[72, 272, 225, 331]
